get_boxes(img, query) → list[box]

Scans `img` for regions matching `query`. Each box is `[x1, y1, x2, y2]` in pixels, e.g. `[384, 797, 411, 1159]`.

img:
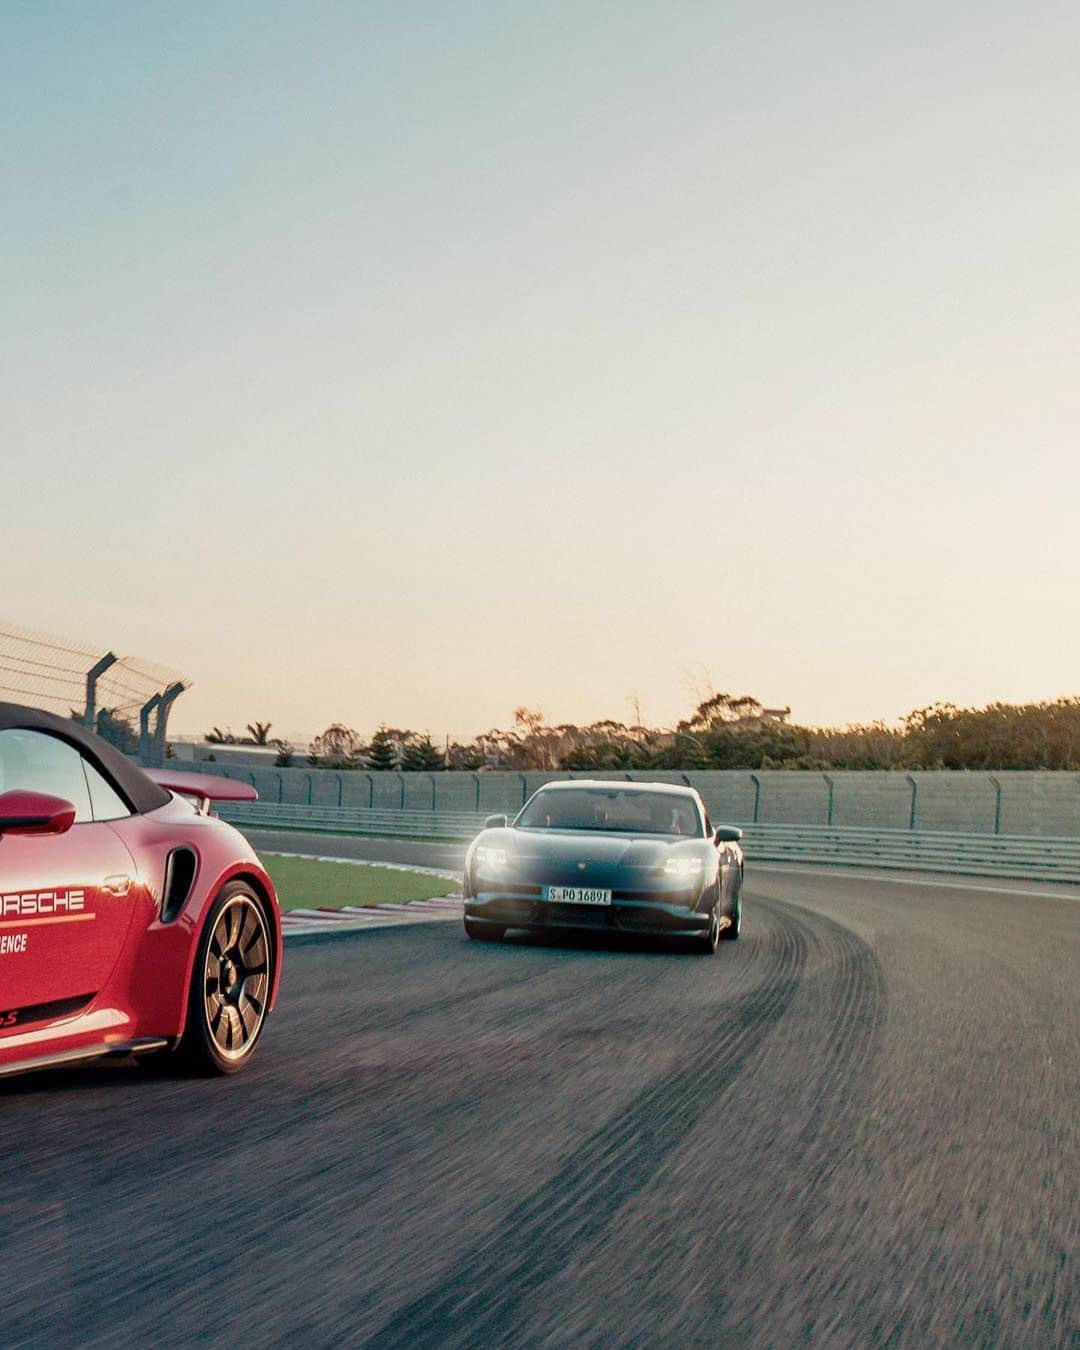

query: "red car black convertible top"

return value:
[0, 702, 171, 816]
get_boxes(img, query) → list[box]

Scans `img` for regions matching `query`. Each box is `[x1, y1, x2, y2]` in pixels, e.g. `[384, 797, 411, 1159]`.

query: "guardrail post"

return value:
[274, 773, 283, 803]
[823, 773, 835, 826]
[750, 772, 761, 823]
[337, 774, 344, 808]
[365, 773, 374, 808]
[906, 773, 918, 830]
[304, 773, 314, 805]
[473, 772, 481, 811]
[429, 772, 437, 810]
[399, 773, 406, 809]
[989, 775, 1002, 834]
[521, 774, 528, 806]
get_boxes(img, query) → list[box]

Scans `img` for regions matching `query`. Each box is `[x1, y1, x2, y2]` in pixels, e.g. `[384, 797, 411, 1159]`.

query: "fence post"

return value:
[521, 774, 528, 806]
[473, 772, 481, 811]
[138, 693, 160, 765]
[750, 772, 761, 823]
[399, 773, 406, 809]
[429, 773, 437, 810]
[84, 652, 118, 730]
[337, 774, 344, 808]
[906, 773, 918, 830]
[823, 773, 835, 826]
[276, 774, 284, 803]
[304, 773, 313, 805]
[365, 774, 374, 808]
[989, 775, 1002, 834]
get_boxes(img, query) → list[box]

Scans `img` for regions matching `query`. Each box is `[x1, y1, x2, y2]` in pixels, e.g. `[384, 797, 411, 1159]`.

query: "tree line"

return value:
[206, 694, 1080, 772]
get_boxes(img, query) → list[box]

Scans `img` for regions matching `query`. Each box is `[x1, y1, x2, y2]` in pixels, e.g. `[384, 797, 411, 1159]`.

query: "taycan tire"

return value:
[464, 918, 504, 942]
[693, 908, 721, 955]
[180, 881, 273, 1075]
[720, 894, 742, 941]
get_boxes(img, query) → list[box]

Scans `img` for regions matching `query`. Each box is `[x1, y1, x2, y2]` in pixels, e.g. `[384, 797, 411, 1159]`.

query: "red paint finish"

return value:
[144, 769, 258, 803]
[0, 790, 77, 837]
[0, 792, 282, 1072]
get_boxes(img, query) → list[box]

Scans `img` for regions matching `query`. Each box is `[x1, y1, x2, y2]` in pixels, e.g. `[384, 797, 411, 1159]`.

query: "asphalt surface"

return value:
[2, 842, 1077, 1347]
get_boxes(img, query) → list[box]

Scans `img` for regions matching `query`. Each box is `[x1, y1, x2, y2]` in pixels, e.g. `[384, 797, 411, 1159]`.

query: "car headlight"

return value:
[664, 856, 703, 879]
[475, 844, 509, 869]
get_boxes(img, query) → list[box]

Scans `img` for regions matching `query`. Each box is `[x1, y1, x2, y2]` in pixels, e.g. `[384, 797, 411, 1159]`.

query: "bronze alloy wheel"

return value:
[203, 893, 270, 1062]
[180, 881, 274, 1074]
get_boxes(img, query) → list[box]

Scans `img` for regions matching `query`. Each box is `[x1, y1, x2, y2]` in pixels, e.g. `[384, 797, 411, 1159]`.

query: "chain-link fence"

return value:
[0, 622, 190, 765]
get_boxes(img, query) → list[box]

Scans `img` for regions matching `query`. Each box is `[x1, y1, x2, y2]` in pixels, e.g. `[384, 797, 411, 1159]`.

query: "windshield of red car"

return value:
[516, 788, 703, 836]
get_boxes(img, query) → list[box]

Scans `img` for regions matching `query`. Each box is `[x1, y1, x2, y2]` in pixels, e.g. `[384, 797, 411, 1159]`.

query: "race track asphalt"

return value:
[2, 838, 1076, 1347]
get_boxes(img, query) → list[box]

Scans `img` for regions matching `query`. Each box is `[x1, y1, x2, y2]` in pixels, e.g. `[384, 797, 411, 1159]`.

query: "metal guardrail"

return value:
[737, 824, 1080, 885]
[219, 801, 495, 840]
[218, 802, 1080, 885]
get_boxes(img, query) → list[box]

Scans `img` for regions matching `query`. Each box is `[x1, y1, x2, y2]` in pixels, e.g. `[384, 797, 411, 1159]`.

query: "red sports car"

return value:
[0, 703, 282, 1079]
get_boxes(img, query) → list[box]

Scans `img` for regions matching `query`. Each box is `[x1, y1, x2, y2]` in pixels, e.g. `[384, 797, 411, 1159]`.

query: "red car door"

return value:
[0, 729, 140, 1032]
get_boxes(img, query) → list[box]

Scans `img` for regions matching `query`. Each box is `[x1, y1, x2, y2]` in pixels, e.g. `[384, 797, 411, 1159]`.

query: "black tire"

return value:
[464, 917, 505, 942]
[179, 881, 274, 1075]
[720, 881, 743, 941]
[692, 908, 721, 955]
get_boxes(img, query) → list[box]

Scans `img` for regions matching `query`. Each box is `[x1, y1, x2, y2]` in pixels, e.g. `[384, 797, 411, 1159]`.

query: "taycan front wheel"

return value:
[721, 888, 742, 941]
[182, 882, 272, 1075]
[693, 908, 721, 955]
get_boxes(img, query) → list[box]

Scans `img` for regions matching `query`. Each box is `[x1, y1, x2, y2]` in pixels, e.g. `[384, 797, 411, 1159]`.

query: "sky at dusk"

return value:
[4, 1, 1078, 741]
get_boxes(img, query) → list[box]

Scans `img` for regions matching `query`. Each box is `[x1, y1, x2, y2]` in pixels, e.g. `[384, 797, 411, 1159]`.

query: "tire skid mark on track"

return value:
[707, 895, 888, 1340]
[370, 917, 808, 1347]
[506, 895, 888, 1346]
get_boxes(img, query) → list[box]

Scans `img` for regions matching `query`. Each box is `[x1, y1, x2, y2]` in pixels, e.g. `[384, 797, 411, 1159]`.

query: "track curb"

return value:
[268, 852, 464, 939]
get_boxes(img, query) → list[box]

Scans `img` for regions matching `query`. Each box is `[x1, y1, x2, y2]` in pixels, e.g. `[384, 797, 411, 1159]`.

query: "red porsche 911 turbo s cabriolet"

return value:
[0, 703, 282, 1079]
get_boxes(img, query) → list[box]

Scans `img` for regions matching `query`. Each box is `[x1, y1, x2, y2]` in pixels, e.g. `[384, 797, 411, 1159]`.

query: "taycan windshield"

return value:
[517, 788, 703, 837]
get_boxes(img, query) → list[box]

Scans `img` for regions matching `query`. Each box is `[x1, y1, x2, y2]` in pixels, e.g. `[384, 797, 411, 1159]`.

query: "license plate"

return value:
[543, 886, 612, 906]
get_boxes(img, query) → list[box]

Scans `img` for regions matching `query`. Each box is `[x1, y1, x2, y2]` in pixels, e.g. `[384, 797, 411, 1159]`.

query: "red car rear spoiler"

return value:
[146, 769, 258, 814]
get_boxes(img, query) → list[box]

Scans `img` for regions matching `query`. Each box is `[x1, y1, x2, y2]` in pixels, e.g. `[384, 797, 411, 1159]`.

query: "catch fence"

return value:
[0, 622, 190, 765]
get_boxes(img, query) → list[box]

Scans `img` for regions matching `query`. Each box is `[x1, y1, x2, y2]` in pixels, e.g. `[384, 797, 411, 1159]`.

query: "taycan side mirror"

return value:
[0, 791, 77, 838]
[714, 825, 743, 845]
[484, 813, 508, 829]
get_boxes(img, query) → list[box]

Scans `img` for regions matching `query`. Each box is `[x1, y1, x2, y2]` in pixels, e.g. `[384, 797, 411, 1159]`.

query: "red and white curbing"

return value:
[268, 852, 465, 938]
[282, 894, 464, 937]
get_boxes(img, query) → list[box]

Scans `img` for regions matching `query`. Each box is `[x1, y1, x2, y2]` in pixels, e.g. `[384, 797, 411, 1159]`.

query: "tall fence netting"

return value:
[0, 622, 189, 757]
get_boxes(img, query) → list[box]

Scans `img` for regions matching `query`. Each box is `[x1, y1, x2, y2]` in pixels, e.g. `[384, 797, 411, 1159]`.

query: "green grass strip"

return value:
[262, 854, 458, 913]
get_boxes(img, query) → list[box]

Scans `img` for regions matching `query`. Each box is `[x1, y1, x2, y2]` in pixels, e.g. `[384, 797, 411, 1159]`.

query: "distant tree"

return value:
[683, 693, 765, 733]
[401, 733, 445, 772]
[206, 726, 238, 745]
[512, 706, 565, 769]
[446, 741, 485, 770]
[245, 721, 273, 746]
[274, 741, 295, 767]
[310, 723, 363, 768]
[366, 725, 400, 771]
[94, 708, 139, 754]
